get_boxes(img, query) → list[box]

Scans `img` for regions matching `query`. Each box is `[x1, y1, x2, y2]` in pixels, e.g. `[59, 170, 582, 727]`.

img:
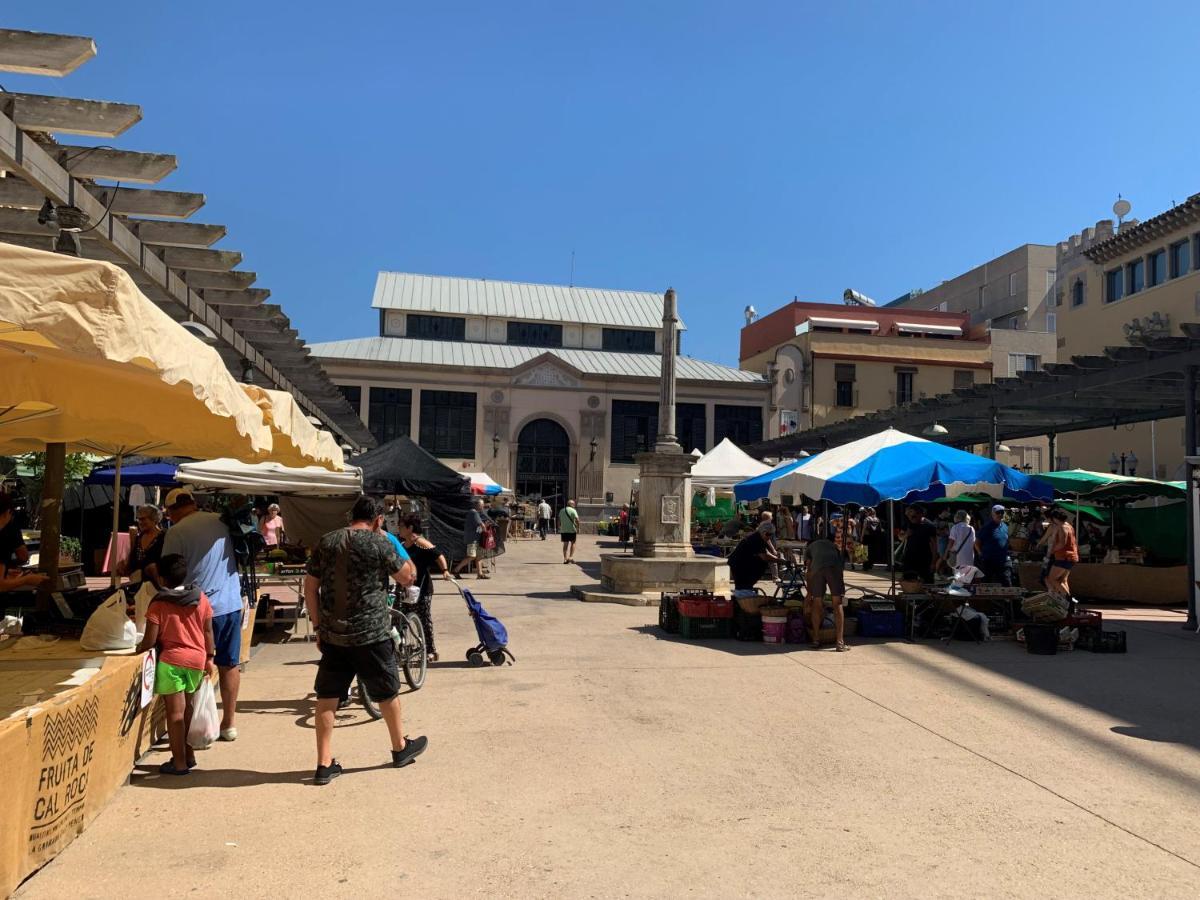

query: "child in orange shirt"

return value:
[135, 553, 215, 775]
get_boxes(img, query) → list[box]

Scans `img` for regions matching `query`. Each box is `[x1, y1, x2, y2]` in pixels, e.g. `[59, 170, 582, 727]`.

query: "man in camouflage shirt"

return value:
[303, 495, 425, 785]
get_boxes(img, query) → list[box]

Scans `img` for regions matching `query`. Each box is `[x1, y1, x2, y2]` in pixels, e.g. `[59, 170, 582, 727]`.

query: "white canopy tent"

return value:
[690, 438, 772, 490]
[175, 458, 363, 497]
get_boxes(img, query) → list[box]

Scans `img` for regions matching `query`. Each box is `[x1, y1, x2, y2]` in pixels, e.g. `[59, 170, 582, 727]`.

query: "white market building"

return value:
[311, 272, 769, 515]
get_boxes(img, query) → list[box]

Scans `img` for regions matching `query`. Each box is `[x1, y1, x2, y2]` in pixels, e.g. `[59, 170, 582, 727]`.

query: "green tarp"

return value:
[692, 494, 733, 523]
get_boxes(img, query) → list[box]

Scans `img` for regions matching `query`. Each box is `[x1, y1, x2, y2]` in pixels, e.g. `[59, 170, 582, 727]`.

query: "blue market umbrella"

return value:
[85, 461, 179, 487]
[734, 429, 1051, 506]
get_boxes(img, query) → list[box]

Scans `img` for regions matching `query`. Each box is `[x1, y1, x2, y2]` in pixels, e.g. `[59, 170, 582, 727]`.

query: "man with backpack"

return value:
[160, 488, 245, 742]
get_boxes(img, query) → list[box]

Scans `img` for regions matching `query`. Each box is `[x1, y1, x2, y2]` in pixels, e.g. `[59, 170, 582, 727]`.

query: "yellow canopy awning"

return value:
[0, 243, 276, 461]
[242, 386, 344, 471]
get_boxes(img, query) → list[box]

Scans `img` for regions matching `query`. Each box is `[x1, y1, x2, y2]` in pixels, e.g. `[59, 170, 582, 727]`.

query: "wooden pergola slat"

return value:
[0, 29, 96, 77]
[158, 245, 241, 271]
[0, 91, 141, 138]
[53, 144, 177, 183]
[129, 219, 226, 247]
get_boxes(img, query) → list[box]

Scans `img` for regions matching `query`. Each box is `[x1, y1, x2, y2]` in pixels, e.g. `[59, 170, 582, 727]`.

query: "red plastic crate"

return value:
[676, 596, 733, 619]
[1063, 610, 1102, 631]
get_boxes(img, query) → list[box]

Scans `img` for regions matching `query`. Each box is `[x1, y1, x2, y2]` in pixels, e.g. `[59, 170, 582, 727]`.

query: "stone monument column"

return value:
[634, 288, 694, 559]
[586, 287, 729, 600]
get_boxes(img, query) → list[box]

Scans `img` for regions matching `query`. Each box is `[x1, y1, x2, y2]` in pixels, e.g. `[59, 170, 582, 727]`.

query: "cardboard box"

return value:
[0, 652, 155, 897]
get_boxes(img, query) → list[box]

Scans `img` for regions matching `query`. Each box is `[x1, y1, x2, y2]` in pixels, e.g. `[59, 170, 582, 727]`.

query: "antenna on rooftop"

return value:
[744, 305, 757, 325]
[1113, 195, 1132, 224]
[569, 249, 576, 287]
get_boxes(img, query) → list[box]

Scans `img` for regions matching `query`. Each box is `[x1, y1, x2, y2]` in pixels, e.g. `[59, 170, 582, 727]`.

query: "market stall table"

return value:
[1017, 561, 1187, 606]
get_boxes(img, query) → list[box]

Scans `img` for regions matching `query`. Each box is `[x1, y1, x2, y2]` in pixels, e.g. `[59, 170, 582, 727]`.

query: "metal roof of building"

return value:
[372, 273, 686, 331]
[311, 337, 764, 384]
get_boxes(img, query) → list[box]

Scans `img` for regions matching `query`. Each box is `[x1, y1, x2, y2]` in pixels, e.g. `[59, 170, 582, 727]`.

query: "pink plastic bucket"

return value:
[762, 614, 787, 644]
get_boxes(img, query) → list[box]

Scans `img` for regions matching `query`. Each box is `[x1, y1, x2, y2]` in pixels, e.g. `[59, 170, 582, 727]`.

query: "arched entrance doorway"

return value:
[515, 419, 570, 509]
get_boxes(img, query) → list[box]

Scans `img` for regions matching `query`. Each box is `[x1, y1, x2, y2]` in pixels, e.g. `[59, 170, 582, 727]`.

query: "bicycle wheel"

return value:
[400, 612, 427, 690]
[357, 676, 382, 720]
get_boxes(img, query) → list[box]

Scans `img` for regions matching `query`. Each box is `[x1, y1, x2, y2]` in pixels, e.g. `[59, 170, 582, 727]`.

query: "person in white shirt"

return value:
[946, 510, 976, 571]
[537, 499, 552, 540]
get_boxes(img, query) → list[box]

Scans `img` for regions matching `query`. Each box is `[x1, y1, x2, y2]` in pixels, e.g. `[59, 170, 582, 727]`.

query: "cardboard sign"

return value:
[139, 650, 155, 709]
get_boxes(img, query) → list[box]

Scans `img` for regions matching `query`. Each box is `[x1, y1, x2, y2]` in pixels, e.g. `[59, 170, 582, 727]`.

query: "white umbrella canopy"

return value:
[690, 437, 772, 489]
[176, 458, 362, 497]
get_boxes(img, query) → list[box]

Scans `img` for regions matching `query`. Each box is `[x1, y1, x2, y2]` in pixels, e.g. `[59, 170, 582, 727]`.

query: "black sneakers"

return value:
[392, 735, 429, 768]
[313, 759, 343, 786]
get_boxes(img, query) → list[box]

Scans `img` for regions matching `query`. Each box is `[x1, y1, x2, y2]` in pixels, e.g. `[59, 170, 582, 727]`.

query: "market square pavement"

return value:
[15, 535, 1200, 899]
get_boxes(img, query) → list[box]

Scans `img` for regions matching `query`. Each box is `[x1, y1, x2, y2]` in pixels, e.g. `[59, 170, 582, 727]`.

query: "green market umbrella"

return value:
[1037, 469, 1186, 502]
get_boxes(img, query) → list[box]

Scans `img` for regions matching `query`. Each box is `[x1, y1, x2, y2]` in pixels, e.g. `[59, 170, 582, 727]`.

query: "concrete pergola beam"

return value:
[158, 245, 241, 271]
[0, 92, 141, 138]
[0, 176, 205, 222]
[0, 29, 96, 77]
[201, 287, 269, 307]
[91, 184, 204, 218]
[53, 144, 177, 184]
[179, 269, 257, 290]
[129, 219, 226, 247]
[225, 306, 287, 326]
[247, 330, 300, 346]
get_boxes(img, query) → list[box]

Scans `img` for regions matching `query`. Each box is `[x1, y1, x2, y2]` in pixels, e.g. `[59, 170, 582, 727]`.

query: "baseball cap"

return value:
[991, 504, 1006, 513]
[165, 488, 195, 508]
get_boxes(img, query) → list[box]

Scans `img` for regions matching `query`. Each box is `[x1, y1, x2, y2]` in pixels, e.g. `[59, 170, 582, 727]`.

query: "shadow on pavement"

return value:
[920, 610, 1200, 757]
[131, 760, 397, 788]
[628, 624, 794, 657]
[525, 590, 580, 602]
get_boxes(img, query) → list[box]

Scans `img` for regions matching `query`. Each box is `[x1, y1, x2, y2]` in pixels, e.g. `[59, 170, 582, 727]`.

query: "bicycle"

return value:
[358, 593, 428, 720]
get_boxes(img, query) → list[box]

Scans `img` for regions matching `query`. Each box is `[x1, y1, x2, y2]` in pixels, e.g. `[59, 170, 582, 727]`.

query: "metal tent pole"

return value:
[1185, 366, 1198, 631]
[110, 454, 123, 589]
[888, 500, 896, 597]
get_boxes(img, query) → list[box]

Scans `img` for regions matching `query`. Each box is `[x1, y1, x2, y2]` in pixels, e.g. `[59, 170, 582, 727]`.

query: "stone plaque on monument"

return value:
[661, 495, 681, 525]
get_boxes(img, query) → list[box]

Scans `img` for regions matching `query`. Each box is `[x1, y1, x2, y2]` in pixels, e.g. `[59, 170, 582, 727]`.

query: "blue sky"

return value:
[6, 2, 1199, 366]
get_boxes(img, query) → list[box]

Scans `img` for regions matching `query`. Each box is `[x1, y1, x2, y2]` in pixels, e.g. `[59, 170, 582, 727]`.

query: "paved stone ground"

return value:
[17, 535, 1200, 898]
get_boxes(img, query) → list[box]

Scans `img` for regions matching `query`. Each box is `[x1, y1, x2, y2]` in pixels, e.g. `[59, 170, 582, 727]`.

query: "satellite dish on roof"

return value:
[1113, 195, 1132, 223]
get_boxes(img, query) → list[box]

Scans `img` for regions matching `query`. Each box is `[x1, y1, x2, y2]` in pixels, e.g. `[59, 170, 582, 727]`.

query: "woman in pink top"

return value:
[260, 503, 286, 547]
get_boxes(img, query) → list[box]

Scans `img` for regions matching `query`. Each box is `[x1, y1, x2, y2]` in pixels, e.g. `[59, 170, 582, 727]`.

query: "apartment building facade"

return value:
[1053, 194, 1200, 478]
[740, 302, 993, 440]
[885, 244, 1059, 471]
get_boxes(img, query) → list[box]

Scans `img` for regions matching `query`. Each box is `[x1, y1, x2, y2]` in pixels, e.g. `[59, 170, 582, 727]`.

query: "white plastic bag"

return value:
[187, 678, 220, 750]
[80, 591, 137, 651]
[132, 582, 156, 637]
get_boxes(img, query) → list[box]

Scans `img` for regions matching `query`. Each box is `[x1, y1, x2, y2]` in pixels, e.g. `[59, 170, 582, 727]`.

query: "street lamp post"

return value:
[1109, 451, 1139, 476]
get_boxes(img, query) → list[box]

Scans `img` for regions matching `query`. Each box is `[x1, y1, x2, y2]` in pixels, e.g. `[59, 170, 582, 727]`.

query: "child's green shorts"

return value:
[155, 661, 204, 695]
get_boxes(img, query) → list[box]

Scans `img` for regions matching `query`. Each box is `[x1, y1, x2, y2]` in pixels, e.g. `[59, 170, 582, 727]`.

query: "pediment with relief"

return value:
[513, 360, 582, 389]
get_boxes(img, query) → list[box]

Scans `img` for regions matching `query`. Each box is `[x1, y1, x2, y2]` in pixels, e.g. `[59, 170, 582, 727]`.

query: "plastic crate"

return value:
[1063, 610, 1102, 631]
[855, 609, 905, 638]
[677, 596, 733, 619]
[658, 594, 680, 634]
[733, 606, 762, 641]
[1077, 629, 1127, 653]
[678, 614, 733, 639]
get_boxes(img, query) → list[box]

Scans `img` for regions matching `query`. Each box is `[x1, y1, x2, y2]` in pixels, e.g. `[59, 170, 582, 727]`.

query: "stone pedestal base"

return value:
[598, 552, 730, 595]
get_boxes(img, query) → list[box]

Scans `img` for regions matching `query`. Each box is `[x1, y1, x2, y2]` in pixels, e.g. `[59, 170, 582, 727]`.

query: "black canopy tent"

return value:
[352, 437, 474, 562]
